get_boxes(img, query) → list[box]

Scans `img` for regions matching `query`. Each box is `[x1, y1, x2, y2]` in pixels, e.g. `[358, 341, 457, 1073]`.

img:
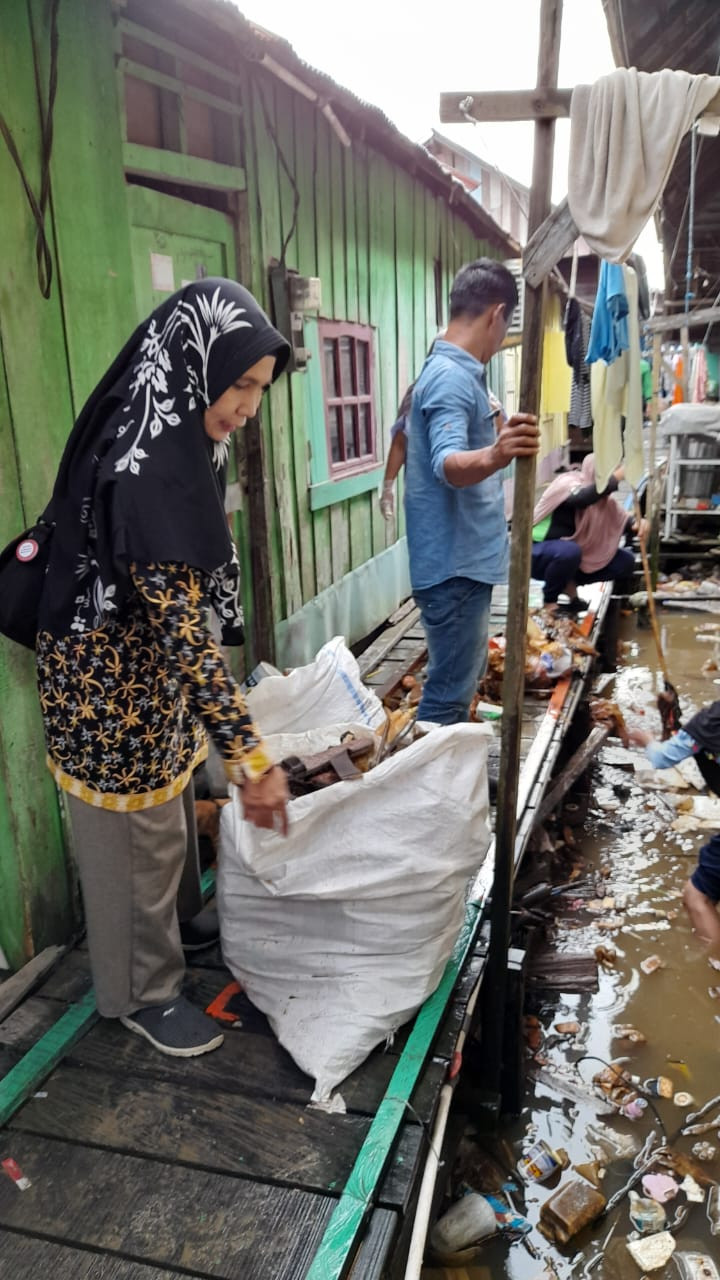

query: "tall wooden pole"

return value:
[647, 331, 662, 587]
[481, 0, 563, 1099]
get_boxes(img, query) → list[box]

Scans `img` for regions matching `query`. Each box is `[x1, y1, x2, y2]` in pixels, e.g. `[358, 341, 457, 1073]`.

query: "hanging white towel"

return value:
[568, 69, 720, 261]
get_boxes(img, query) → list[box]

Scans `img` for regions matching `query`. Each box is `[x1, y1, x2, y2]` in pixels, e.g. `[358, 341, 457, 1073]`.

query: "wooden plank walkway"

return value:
[0, 580, 613, 1280]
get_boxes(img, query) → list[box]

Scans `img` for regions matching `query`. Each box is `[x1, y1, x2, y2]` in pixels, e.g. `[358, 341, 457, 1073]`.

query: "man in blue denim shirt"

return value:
[405, 259, 539, 724]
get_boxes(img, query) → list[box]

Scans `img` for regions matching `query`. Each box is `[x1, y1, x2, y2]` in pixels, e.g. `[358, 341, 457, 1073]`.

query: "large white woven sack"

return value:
[218, 722, 491, 1104]
[244, 636, 385, 734]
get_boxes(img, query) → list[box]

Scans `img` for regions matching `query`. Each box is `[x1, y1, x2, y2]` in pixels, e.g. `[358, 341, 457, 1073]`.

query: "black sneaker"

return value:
[180, 906, 220, 952]
[120, 996, 224, 1057]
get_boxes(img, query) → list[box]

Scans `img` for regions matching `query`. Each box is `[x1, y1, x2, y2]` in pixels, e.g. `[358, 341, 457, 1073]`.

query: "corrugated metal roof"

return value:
[602, 0, 720, 302]
[161, 0, 520, 255]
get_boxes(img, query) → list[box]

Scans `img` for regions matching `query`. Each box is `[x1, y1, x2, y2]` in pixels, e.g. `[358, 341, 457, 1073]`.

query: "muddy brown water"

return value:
[422, 609, 720, 1280]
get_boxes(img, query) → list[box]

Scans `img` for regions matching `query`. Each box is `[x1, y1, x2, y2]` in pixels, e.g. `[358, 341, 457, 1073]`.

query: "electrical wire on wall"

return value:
[0, 0, 60, 298]
[250, 68, 301, 267]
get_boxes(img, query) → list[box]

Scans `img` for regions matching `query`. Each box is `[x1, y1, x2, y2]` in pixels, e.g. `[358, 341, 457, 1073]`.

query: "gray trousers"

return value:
[66, 784, 203, 1018]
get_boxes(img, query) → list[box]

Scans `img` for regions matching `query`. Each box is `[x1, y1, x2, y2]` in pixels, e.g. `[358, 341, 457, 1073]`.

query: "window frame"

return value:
[116, 17, 246, 193]
[318, 321, 378, 480]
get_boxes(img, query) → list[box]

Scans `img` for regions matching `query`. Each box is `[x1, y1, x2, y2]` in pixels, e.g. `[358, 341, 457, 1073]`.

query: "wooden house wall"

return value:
[239, 70, 501, 627]
[0, 0, 139, 969]
[0, 0, 501, 967]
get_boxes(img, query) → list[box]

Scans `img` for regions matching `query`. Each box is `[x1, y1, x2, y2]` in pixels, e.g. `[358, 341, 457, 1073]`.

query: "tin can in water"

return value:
[518, 1140, 564, 1184]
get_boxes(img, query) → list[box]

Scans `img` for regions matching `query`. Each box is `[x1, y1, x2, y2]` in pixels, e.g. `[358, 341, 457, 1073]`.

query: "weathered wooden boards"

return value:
[0, 932, 488, 1278]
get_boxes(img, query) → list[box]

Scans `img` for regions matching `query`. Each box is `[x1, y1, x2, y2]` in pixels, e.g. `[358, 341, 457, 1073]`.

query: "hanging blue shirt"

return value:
[404, 341, 508, 592]
[586, 261, 629, 364]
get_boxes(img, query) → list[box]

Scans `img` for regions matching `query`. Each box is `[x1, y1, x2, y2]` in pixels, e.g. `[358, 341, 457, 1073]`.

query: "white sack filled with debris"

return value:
[218, 721, 491, 1104]
[243, 635, 385, 733]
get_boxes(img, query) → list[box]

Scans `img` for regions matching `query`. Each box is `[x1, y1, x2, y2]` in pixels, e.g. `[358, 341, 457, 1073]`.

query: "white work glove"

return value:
[379, 482, 395, 521]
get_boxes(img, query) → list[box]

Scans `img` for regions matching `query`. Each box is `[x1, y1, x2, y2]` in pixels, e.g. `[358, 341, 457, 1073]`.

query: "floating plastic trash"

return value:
[626, 1230, 676, 1271]
[518, 1139, 566, 1184]
[429, 1192, 496, 1258]
[641, 1172, 678, 1203]
[692, 1142, 717, 1161]
[675, 1253, 720, 1280]
[629, 1190, 666, 1234]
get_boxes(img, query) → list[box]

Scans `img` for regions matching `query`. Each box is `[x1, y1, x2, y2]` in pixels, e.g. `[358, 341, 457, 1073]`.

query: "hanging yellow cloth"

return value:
[540, 330, 572, 415]
[591, 357, 624, 491]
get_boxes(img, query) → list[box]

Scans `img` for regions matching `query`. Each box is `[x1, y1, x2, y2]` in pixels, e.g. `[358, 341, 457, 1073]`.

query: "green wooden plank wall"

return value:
[0, 0, 505, 964]
[0, 0, 137, 967]
[241, 65, 501, 615]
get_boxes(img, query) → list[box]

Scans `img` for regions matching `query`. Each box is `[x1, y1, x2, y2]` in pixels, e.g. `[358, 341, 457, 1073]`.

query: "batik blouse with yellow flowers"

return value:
[36, 562, 273, 812]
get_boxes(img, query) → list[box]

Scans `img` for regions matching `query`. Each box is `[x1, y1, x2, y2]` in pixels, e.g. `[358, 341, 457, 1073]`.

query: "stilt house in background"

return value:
[0, 0, 519, 968]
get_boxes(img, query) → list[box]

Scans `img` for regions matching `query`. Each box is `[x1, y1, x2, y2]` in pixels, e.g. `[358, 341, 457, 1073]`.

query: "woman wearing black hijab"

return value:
[36, 279, 290, 1056]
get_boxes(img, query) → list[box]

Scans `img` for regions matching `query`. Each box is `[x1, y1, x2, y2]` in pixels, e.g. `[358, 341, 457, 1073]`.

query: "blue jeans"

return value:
[414, 577, 492, 724]
[692, 831, 720, 902]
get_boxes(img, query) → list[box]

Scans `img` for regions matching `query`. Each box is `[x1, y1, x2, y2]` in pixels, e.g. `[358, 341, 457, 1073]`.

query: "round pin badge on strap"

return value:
[16, 538, 39, 562]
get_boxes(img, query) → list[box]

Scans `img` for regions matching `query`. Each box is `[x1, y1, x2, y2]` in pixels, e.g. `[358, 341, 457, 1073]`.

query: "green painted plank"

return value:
[0, 5, 75, 508]
[118, 57, 244, 118]
[343, 145, 373, 571]
[117, 16, 241, 85]
[123, 142, 246, 192]
[248, 74, 288, 621]
[412, 181, 427, 375]
[271, 82, 303, 617]
[288, 97, 318, 603]
[0, 5, 76, 967]
[355, 143, 371, 328]
[0, 990, 98, 1128]
[368, 152, 398, 559]
[343, 144, 359, 326]
[233, 69, 268, 651]
[394, 172, 414, 433]
[330, 505, 351, 583]
[438, 201, 451, 325]
[305, 907, 482, 1280]
[309, 466, 384, 510]
[326, 127, 350, 582]
[348, 491, 374, 571]
[127, 184, 237, 240]
[425, 195, 440, 340]
[328, 131, 347, 322]
[393, 169, 415, 557]
[309, 122, 333, 594]
[30, 0, 138, 412]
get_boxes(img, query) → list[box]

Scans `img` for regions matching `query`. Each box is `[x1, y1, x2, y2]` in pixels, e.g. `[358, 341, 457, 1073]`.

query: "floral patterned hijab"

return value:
[39, 279, 289, 640]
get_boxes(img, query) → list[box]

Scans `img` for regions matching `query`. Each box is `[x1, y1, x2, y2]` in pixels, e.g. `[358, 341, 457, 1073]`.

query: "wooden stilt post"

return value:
[648, 331, 662, 586]
[481, 0, 564, 1101]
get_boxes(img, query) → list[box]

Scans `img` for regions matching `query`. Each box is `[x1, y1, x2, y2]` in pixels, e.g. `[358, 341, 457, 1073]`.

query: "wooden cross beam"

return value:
[645, 303, 720, 334]
[443, 87, 720, 287]
[440, 88, 572, 122]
